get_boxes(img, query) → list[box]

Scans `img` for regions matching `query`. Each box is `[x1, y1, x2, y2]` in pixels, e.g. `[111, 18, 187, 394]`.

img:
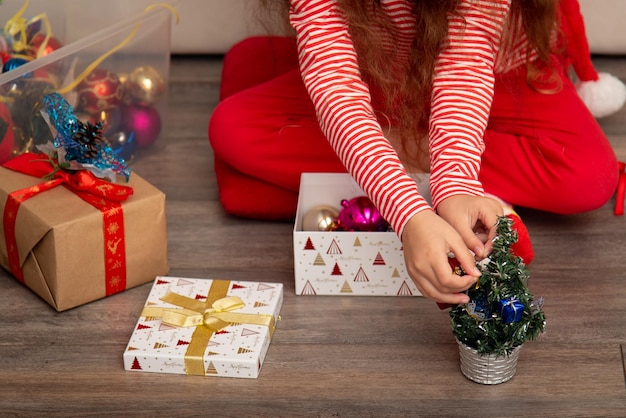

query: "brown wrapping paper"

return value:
[0, 166, 169, 311]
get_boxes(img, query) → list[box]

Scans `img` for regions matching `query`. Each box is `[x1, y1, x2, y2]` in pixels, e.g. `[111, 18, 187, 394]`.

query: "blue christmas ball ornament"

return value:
[2, 57, 30, 74]
[108, 131, 137, 162]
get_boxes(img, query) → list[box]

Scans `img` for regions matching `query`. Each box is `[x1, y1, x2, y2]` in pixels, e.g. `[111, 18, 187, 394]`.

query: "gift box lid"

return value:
[124, 276, 283, 379]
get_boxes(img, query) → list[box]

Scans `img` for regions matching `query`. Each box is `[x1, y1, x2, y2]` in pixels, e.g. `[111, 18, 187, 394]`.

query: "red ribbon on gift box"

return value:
[2, 153, 134, 295]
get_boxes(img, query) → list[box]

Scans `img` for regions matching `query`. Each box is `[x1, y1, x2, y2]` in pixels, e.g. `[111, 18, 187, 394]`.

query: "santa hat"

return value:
[559, 0, 626, 118]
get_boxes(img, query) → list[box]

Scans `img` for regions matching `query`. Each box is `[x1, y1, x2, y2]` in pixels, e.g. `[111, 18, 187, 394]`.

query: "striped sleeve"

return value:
[289, 0, 432, 237]
[428, 1, 511, 208]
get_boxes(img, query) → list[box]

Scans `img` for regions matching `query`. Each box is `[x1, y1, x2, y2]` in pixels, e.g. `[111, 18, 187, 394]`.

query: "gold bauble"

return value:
[125, 66, 165, 106]
[302, 205, 340, 231]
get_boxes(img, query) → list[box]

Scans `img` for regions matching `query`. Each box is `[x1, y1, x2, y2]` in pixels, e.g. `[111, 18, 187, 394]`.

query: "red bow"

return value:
[2, 153, 133, 201]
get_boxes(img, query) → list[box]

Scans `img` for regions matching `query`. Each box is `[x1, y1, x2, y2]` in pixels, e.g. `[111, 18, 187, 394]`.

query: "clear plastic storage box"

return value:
[0, 0, 174, 164]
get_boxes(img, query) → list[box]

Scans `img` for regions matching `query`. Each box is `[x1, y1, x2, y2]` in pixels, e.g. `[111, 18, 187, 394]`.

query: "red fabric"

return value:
[507, 213, 534, 264]
[209, 37, 346, 220]
[208, 36, 618, 220]
[481, 66, 618, 215]
[558, 0, 598, 82]
[615, 162, 626, 216]
[219, 36, 300, 100]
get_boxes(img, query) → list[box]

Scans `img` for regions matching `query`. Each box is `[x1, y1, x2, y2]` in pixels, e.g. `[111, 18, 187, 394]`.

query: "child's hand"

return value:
[401, 195, 503, 304]
[401, 210, 481, 304]
[436, 195, 504, 259]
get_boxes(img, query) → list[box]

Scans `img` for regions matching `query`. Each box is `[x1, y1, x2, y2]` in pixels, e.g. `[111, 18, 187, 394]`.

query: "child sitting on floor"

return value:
[208, 0, 619, 304]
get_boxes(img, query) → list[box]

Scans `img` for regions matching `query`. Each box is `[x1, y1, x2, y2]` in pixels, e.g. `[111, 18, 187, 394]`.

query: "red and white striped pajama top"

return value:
[289, 0, 535, 236]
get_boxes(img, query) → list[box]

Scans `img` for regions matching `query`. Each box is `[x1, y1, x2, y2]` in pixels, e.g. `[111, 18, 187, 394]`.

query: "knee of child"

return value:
[208, 97, 247, 160]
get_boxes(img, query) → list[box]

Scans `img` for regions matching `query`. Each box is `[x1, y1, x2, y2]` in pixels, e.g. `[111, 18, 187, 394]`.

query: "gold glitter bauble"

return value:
[125, 66, 165, 106]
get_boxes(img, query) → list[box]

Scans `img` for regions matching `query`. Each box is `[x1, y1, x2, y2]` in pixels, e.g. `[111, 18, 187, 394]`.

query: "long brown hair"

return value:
[262, 0, 558, 166]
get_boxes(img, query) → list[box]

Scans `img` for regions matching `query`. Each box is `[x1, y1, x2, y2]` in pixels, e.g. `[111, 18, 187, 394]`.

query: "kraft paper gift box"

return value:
[294, 173, 431, 296]
[123, 276, 283, 379]
[0, 156, 168, 311]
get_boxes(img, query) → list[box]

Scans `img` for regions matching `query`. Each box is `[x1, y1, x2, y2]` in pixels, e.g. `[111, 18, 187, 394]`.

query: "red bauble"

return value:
[121, 104, 161, 148]
[0, 52, 11, 64]
[28, 34, 62, 58]
[76, 69, 124, 115]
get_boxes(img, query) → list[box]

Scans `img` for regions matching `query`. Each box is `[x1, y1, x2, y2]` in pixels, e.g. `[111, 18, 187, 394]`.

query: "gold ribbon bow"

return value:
[140, 281, 276, 376]
[141, 294, 273, 333]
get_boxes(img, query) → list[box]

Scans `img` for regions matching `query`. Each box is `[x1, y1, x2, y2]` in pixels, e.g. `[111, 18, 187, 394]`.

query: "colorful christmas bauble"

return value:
[28, 34, 62, 58]
[124, 65, 165, 106]
[76, 69, 124, 115]
[107, 131, 137, 161]
[2, 57, 30, 73]
[121, 104, 161, 148]
[336, 196, 389, 232]
[302, 205, 340, 231]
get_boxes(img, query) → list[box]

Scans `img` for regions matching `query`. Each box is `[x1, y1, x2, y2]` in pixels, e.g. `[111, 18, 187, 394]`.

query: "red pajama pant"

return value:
[208, 36, 618, 220]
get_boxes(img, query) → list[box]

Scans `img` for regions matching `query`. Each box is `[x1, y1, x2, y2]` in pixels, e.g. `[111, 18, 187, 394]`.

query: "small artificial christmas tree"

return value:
[449, 216, 546, 382]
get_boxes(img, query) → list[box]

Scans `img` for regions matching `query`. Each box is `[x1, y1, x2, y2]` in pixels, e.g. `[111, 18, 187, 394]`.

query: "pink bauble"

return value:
[336, 196, 390, 232]
[121, 104, 161, 148]
[76, 69, 124, 115]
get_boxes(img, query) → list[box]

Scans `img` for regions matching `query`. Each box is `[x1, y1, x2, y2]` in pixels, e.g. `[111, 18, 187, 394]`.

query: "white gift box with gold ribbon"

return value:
[123, 276, 283, 379]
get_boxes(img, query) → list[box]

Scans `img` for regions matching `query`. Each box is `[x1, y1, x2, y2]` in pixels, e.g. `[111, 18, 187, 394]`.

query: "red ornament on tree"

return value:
[76, 69, 124, 115]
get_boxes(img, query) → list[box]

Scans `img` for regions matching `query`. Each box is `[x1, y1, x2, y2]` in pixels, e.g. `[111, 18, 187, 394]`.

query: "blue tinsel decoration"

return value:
[42, 93, 130, 181]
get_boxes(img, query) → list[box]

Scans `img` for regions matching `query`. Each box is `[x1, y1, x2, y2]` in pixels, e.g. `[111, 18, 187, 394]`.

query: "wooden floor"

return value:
[2, 55, 626, 417]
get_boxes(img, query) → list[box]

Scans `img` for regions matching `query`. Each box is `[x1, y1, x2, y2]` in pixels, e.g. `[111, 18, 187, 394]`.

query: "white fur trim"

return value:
[577, 72, 626, 119]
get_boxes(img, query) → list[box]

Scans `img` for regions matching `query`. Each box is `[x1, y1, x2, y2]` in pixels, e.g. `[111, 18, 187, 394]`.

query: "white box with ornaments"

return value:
[293, 172, 431, 296]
